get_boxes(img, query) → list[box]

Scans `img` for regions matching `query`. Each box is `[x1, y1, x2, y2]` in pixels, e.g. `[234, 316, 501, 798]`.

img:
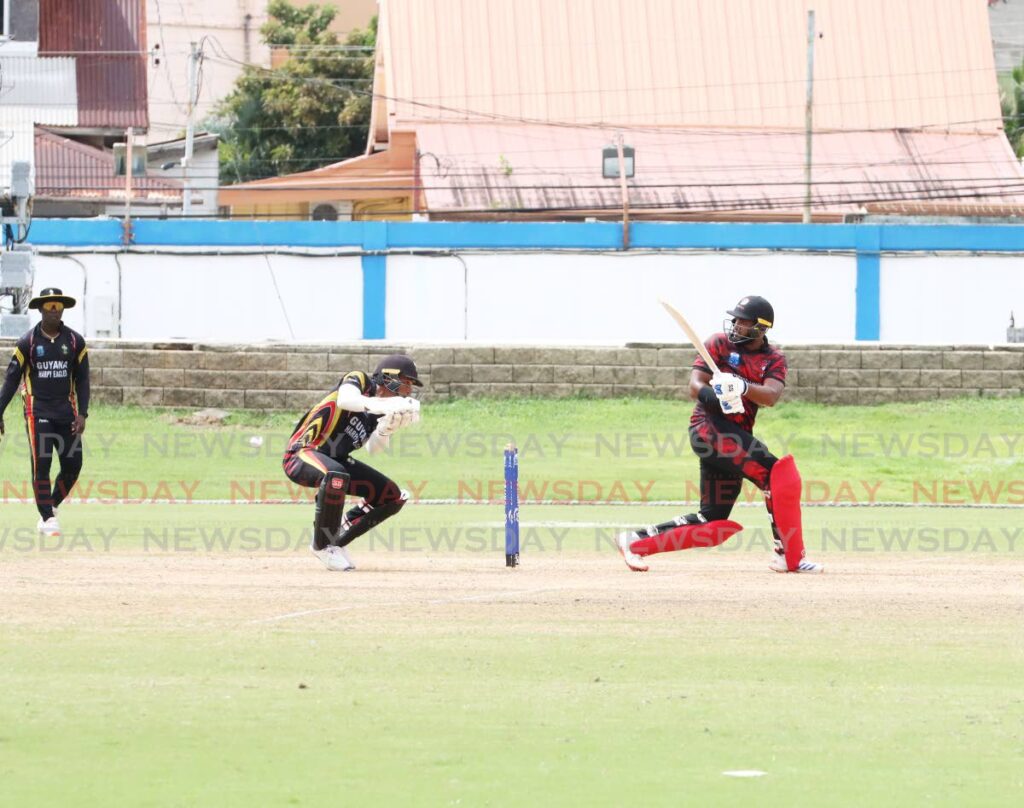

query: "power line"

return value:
[32, 175, 1024, 195]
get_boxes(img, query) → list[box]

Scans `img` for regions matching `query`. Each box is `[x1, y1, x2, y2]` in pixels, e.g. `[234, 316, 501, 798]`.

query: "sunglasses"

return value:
[42, 302, 65, 313]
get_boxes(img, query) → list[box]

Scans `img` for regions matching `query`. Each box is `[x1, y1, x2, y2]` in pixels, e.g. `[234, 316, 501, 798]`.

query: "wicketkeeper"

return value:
[282, 354, 422, 571]
[616, 295, 823, 574]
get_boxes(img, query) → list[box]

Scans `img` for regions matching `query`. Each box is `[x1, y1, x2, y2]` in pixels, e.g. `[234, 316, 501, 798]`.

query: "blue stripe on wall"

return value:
[361, 255, 386, 339]
[27, 220, 1024, 252]
[855, 253, 881, 341]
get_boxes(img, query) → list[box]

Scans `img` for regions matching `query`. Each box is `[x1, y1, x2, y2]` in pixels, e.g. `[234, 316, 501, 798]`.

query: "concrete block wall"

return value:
[2, 339, 1023, 409]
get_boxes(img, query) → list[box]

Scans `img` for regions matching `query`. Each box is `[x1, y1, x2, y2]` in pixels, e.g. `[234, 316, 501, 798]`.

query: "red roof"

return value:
[38, 0, 148, 130]
[35, 128, 181, 201]
[413, 123, 1024, 219]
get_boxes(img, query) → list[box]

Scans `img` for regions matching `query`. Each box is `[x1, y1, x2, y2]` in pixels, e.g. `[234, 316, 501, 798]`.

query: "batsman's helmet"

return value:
[724, 295, 774, 344]
[372, 353, 424, 394]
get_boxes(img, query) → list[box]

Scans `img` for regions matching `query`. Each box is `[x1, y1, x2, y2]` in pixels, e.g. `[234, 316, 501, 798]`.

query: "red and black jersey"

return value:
[285, 371, 382, 458]
[690, 333, 787, 433]
[0, 323, 90, 422]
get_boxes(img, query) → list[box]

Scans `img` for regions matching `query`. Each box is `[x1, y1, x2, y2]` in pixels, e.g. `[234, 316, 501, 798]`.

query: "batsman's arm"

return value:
[690, 369, 784, 408]
[744, 378, 785, 407]
[689, 369, 722, 411]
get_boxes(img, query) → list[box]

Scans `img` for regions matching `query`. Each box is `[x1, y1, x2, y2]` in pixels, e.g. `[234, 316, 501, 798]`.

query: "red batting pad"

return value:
[631, 520, 743, 557]
[769, 455, 804, 570]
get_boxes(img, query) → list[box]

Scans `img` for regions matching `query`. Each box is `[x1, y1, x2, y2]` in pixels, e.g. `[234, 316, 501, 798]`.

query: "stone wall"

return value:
[2, 339, 1023, 409]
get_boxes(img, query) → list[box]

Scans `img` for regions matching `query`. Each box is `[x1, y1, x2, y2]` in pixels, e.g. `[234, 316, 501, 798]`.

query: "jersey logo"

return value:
[61, 344, 69, 355]
[728, 352, 740, 368]
[36, 345, 45, 357]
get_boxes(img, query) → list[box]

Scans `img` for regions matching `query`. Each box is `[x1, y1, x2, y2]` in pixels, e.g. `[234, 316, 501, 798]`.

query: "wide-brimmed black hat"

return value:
[29, 287, 77, 310]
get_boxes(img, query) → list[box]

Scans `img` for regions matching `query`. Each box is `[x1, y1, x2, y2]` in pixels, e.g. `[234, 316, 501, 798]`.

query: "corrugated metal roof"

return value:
[412, 122, 1024, 219]
[34, 127, 181, 200]
[376, 0, 1001, 133]
[38, 0, 148, 130]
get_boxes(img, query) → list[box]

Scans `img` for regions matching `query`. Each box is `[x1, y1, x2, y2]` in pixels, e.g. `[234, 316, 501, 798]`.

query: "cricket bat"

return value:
[659, 299, 720, 374]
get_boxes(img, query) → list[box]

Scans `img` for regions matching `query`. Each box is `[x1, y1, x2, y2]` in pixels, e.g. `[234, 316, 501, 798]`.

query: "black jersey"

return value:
[285, 371, 382, 458]
[0, 323, 90, 422]
[690, 333, 787, 433]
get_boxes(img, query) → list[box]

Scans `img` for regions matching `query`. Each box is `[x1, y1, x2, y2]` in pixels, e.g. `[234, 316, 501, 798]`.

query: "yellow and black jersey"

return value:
[285, 371, 381, 458]
[0, 323, 90, 422]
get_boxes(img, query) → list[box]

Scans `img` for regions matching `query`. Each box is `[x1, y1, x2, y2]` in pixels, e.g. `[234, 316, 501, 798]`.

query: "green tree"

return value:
[211, 1, 375, 184]
[1002, 64, 1024, 158]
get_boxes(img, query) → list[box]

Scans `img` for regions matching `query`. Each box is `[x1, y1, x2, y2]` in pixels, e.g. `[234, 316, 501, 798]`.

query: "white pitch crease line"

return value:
[251, 570, 703, 625]
[467, 521, 629, 528]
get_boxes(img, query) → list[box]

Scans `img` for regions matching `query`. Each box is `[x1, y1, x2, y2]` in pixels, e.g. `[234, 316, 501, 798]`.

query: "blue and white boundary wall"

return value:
[24, 220, 1024, 344]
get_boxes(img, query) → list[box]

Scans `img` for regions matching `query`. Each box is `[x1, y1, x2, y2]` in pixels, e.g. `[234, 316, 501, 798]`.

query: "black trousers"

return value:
[27, 418, 83, 519]
[282, 449, 404, 507]
[689, 415, 778, 522]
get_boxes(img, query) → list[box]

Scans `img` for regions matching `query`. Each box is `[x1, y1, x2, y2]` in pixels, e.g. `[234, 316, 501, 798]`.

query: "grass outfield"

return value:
[2, 399, 1023, 806]
[1, 397, 1023, 504]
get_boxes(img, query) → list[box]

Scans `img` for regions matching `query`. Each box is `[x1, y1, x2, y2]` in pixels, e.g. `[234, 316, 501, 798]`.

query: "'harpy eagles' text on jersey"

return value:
[0, 323, 90, 422]
[690, 333, 787, 433]
[285, 371, 382, 458]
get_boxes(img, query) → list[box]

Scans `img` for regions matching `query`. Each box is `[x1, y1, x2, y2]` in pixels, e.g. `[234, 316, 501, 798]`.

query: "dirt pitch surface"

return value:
[5, 551, 1023, 632]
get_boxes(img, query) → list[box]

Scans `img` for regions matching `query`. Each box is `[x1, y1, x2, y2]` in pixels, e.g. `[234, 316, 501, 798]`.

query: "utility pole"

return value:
[616, 133, 630, 250]
[183, 41, 200, 217]
[123, 127, 134, 243]
[803, 10, 816, 224]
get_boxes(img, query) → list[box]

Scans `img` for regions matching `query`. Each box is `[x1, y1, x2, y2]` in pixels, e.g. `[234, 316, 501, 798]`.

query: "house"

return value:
[145, 132, 221, 216]
[144, 0, 270, 146]
[220, 0, 1024, 222]
[34, 128, 182, 217]
[0, 0, 183, 216]
[145, 0, 377, 147]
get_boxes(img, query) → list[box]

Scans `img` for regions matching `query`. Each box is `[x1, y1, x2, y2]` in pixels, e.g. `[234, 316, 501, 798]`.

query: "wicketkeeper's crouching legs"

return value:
[333, 456, 408, 548]
[282, 449, 351, 550]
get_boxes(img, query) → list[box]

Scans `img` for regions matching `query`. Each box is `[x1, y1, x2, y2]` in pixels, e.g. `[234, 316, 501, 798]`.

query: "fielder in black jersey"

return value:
[0, 288, 90, 536]
[616, 296, 823, 574]
[283, 353, 423, 571]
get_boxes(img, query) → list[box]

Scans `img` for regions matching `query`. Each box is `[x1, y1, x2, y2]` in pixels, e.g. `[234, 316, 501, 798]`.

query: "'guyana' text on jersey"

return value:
[0, 323, 91, 422]
[286, 371, 381, 458]
[691, 333, 787, 433]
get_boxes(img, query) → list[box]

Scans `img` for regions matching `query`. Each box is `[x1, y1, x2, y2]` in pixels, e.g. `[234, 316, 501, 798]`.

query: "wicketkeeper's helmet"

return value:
[372, 353, 424, 394]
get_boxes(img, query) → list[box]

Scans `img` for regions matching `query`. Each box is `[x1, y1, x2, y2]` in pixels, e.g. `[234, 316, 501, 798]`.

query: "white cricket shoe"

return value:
[769, 555, 824, 573]
[616, 531, 649, 572]
[336, 544, 355, 570]
[310, 541, 356, 571]
[37, 516, 61, 536]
